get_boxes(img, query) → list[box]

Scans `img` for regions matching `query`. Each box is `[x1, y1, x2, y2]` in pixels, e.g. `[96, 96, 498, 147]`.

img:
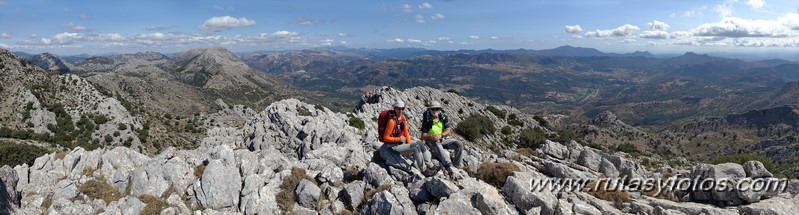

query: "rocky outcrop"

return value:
[1, 88, 798, 215]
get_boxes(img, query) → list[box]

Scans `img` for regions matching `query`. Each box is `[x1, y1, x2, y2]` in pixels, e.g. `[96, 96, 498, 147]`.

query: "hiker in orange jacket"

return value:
[378, 100, 435, 176]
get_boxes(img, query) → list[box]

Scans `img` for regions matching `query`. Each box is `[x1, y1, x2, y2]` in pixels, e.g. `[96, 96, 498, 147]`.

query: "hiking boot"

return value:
[422, 165, 441, 177]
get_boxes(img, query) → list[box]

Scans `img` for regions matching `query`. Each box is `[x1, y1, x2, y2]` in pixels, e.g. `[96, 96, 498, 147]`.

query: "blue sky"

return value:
[0, 0, 797, 55]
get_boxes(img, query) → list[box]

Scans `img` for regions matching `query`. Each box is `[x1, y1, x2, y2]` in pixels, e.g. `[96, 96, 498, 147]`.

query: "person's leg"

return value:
[442, 139, 464, 167]
[381, 144, 411, 172]
[427, 140, 452, 167]
[392, 142, 425, 171]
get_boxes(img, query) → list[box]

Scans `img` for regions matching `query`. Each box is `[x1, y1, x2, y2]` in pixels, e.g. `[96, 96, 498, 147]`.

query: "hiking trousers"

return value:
[388, 141, 432, 172]
[425, 139, 463, 168]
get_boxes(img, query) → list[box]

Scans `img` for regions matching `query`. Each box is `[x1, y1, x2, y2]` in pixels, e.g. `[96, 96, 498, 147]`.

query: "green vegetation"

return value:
[297, 106, 312, 116]
[533, 115, 550, 129]
[348, 114, 365, 130]
[118, 123, 127, 130]
[94, 115, 109, 124]
[314, 104, 324, 111]
[456, 114, 495, 141]
[614, 143, 640, 155]
[0, 141, 49, 167]
[474, 162, 519, 188]
[710, 153, 775, 172]
[501, 126, 513, 135]
[552, 130, 576, 144]
[518, 127, 547, 149]
[508, 113, 524, 127]
[446, 89, 459, 95]
[485, 105, 507, 119]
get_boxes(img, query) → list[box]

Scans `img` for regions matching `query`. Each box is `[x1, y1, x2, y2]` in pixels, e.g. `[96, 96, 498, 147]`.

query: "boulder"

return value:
[343, 181, 366, 210]
[743, 161, 773, 178]
[0, 165, 20, 209]
[295, 179, 321, 209]
[476, 186, 514, 215]
[194, 159, 242, 209]
[426, 178, 459, 198]
[363, 163, 394, 188]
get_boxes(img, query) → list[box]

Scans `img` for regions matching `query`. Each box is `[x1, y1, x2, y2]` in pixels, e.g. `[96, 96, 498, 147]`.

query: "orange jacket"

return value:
[383, 115, 412, 144]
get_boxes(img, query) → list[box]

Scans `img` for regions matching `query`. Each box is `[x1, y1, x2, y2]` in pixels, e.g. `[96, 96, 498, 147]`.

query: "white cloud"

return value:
[79, 14, 91, 20]
[438, 36, 451, 41]
[585, 24, 639, 38]
[778, 13, 799, 30]
[340, 41, 348, 45]
[29, 34, 38, 38]
[490, 36, 498, 40]
[416, 15, 426, 23]
[679, 6, 708, 17]
[622, 38, 636, 43]
[201, 16, 256, 31]
[640, 31, 670, 39]
[64, 22, 91, 32]
[469, 35, 480, 39]
[402, 4, 413, 12]
[293, 17, 321, 25]
[647, 20, 670, 31]
[145, 26, 169, 31]
[693, 16, 793, 38]
[431, 13, 445, 20]
[320, 39, 334, 46]
[419, 3, 432, 9]
[407, 39, 423, 44]
[53, 32, 84, 44]
[564, 25, 582, 33]
[459, 41, 471, 45]
[388, 38, 404, 43]
[266, 31, 300, 39]
[337, 33, 348, 37]
[746, 0, 765, 9]
[715, 3, 734, 17]
[0, 33, 10, 38]
[0, 44, 8, 49]
[95, 33, 125, 41]
[572, 35, 584, 39]
[670, 31, 692, 39]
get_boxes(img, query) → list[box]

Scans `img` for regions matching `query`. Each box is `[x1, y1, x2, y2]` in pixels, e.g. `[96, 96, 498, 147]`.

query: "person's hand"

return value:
[400, 136, 406, 143]
[434, 134, 442, 142]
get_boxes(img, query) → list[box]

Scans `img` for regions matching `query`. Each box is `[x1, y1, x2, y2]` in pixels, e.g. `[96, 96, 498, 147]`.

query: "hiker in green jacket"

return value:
[420, 101, 464, 177]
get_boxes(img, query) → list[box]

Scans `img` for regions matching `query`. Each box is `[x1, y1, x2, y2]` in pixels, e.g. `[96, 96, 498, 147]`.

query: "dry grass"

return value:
[193, 163, 206, 178]
[276, 167, 316, 213]
[335, 209, 354, 215]
[641, 173, 680, 202]
[78, 175, 121, 204]
[139, 194, 169, 215]
[475, 162, 520, 188]
[54, 151, 67, 160]
[582, 176, 632, 203]
[515, 148, 539, 158]
[82, 166, 95, 176]
[364, 184, 392, 203]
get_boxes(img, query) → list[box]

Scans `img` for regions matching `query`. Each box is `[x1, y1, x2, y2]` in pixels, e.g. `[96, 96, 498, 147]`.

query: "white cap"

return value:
[392, 100, 406, 108]
[429, 101, 442, 109]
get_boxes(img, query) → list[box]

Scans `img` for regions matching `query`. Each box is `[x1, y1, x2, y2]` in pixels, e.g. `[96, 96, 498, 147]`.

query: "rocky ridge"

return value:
[1, 87, 798, 214]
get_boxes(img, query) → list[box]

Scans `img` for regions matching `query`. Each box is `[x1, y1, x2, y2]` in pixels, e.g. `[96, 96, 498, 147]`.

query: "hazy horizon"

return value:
[1, 0, 798, 57]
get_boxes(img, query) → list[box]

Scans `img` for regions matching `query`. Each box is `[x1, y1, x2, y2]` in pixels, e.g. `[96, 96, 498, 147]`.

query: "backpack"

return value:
[377, 110, 405, 143]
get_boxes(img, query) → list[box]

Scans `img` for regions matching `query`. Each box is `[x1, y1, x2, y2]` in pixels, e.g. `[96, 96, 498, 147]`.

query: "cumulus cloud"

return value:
[564, 25, 582, 33]
[693, 16, 793, 37]
[337, 33, 348, 37]
[320, 39, 334, 46]
[201, 16, 256, 31]
[746, 0, 765, 9]
[469, 35, 480, 39]
[292, 17, 321, 25]
[402, 4, 413, 12]
[64, 22, 91, 32]
[266, 31, 300, 39]
[416, 15, 426, 23]
[778, 13, 799, 30]
[79, 14, 91, 20]
[431, 13, 445, 20]
[437, 36, 451, 41]
[585, 24, 639, 38]
[640, 31, 670, 39]
[647, 20, 670, 31]
[490, 36, 498, 40]
[419, 3, 432, 9]
[0, 33, 10, 38]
